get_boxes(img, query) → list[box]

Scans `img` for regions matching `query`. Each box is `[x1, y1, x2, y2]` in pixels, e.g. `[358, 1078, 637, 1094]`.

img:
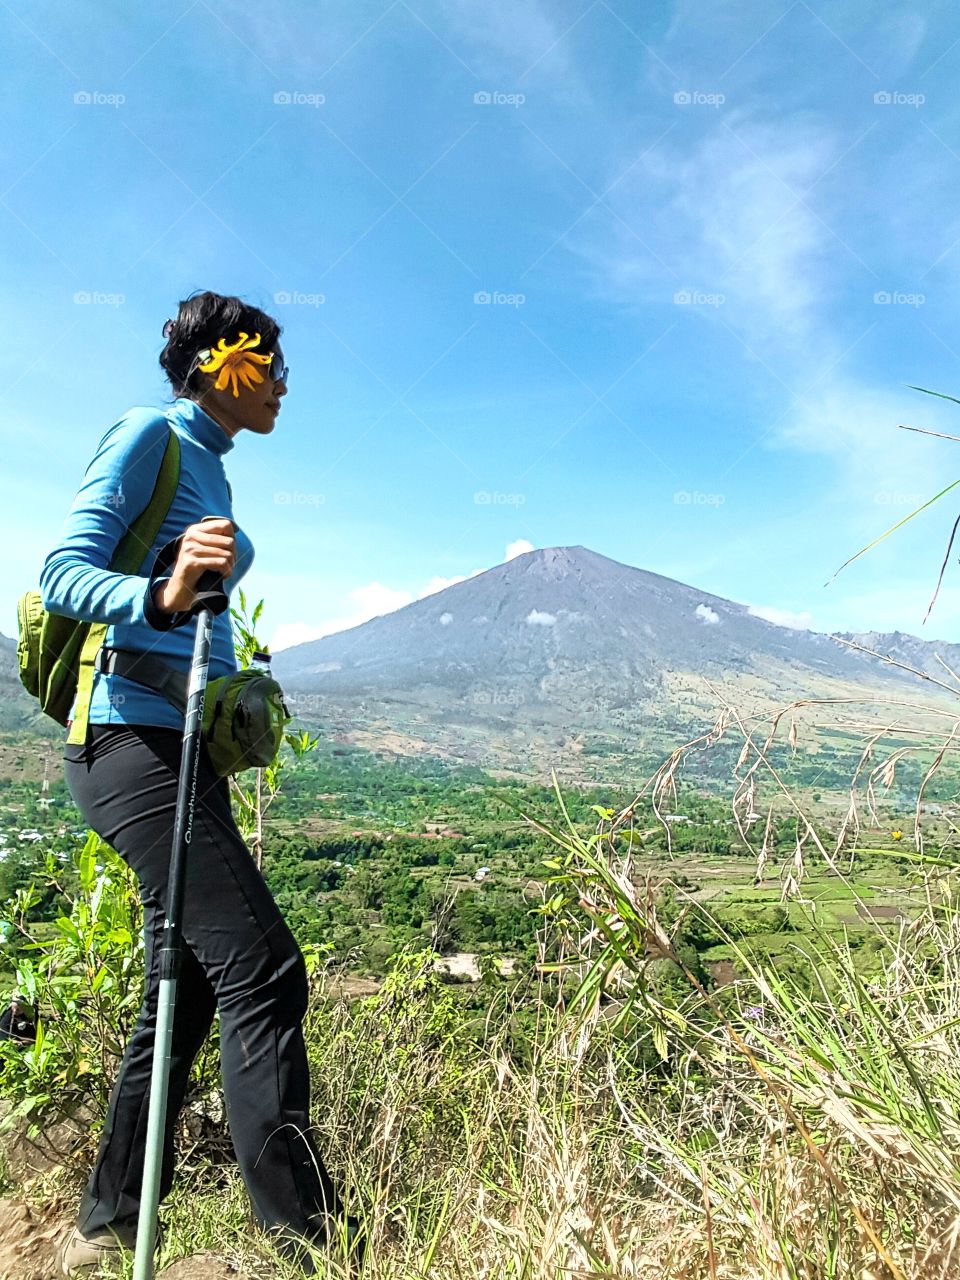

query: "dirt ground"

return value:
[0, 1199, 62, 1280]
[0, 1199, 257, 1280]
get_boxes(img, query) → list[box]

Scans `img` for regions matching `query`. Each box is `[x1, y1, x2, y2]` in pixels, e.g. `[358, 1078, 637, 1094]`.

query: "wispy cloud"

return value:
[572, 114, 839, 354]
[748, 603, 813, 629]
[775, 378, 951, 509]
[271, 540, 528, 650]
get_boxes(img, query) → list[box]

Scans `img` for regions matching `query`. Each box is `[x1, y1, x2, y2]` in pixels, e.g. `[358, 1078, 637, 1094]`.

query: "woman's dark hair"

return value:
[159, 291, 282, 397]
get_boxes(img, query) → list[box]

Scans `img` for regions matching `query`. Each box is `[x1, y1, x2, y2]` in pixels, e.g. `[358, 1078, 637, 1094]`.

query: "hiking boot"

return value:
[55, 1221, 159, 1276]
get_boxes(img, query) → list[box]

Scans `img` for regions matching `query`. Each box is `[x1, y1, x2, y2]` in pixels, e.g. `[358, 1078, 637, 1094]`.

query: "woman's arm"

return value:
[39, 409, 185, 631]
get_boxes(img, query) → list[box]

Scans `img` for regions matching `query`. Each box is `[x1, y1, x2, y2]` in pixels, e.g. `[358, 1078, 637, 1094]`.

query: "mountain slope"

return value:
[268, 545, 953, 771]
[0, 632, 49, 734]
[273, 545, 904, 699]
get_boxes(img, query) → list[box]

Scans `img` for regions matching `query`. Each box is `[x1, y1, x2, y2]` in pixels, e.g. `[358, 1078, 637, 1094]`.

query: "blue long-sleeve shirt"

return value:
[40, 397, 255, 732]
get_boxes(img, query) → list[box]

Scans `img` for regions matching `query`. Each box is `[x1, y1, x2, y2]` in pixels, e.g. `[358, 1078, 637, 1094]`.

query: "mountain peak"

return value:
[507, 544, 628, 580]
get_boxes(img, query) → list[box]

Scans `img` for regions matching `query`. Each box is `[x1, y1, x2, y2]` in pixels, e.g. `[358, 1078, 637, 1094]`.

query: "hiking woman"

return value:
[46, 291, 358, 1274]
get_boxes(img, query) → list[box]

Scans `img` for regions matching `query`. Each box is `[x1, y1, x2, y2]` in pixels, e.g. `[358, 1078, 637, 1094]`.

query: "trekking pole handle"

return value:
[192, 515, 236, 614]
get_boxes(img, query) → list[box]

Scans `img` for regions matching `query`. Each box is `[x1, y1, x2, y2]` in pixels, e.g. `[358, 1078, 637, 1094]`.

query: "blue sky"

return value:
[3, 1, 960, 651]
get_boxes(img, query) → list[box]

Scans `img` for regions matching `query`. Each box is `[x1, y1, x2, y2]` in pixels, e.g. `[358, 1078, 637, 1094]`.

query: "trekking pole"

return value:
[133, 555, 226, 1280]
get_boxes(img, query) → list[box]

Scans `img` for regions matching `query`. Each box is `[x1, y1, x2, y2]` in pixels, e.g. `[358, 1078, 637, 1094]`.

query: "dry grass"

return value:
[7, 682, 960, 1278]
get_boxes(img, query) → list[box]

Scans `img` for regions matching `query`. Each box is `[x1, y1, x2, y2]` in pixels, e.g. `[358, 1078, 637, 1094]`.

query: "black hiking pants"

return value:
[63, 723, 343, 1245]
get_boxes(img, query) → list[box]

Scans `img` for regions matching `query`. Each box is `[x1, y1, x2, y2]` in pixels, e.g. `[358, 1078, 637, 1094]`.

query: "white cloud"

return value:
[271, 581, 414, 650]
[775, 379, 949, 507]
[271, 620, 335, 650]
[573, 117, 836, 351]
[506, 538, 535, 561]
[417, 571, 484, 597]
[527, 609, 557, 626]
[271, 544, 531, 650]
[443, 0, 587, 94]
[695, 603, 720, 625]
[748, 604, 813, 630]
[352, 581, 413, 615]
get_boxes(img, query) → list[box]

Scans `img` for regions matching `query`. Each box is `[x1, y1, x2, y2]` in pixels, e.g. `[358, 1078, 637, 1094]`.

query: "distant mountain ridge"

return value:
[0, 631, 46, 733]
[837, 629, 960, 685]
[271, 545, 922, 696]
[266, 545, 959, 769]
[3, 548, 957, 769]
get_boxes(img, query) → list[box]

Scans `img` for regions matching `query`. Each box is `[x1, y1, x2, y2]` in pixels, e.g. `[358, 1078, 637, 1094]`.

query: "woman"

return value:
[45, 291, 359, 1275]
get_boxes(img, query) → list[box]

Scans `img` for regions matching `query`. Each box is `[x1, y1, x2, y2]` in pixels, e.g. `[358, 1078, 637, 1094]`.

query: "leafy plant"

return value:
[0, 832, 143, 1157]
[228, 588, 321, 868]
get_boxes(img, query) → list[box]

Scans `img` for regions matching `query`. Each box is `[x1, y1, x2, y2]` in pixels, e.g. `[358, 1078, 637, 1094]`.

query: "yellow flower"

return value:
[892, 829, 903, 840]
[197, 331, 272, 398]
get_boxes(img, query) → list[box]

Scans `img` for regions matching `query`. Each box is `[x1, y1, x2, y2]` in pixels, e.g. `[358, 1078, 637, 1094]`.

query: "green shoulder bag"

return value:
[17, 430, 181, 744]
[19, 424, 290, 776]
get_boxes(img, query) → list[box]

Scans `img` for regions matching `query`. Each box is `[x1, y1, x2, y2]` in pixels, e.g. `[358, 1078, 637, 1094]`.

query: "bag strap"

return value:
[66, 427, 182, 745]
[95, 646, 189, 716]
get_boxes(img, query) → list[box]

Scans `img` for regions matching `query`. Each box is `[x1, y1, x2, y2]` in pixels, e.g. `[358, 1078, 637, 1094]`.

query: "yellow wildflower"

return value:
[197, 331, 272, 398]
[891, 830, 903, 841]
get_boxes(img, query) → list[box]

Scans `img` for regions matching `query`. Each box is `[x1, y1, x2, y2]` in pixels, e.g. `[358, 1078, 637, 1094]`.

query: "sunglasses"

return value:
[187, 347, 289, 386]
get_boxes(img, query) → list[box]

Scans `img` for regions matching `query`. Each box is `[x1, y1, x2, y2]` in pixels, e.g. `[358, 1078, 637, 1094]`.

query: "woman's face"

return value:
[194, 341, 288, 438]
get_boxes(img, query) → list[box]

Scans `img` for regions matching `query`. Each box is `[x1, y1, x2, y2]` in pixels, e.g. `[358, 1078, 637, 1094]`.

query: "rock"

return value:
[160, 1256, 251, 1279]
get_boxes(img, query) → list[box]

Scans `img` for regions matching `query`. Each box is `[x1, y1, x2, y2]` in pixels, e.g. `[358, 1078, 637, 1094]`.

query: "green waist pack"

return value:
[203, 668, 290, 777]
